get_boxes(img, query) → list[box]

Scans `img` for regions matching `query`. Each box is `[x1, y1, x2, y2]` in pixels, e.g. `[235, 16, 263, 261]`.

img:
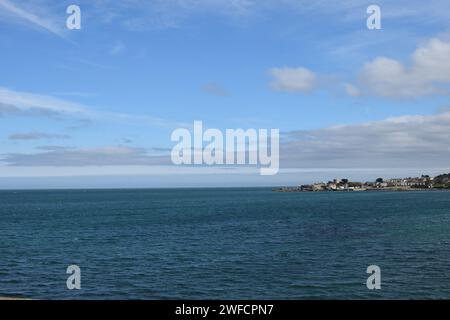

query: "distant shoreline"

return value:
[274, 187, 450, 193]
[275, 173, 450, 193]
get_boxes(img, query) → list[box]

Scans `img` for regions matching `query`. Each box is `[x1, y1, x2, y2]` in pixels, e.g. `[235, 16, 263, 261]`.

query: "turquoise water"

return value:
[1, 188, 450, 299]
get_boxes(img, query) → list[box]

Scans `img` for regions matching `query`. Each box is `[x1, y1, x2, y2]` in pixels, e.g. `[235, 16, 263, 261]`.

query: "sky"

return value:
[1, 0, 450, 188]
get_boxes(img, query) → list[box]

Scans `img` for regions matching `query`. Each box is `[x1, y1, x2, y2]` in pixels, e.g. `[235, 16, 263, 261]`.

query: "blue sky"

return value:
[1, 0, 450, 188]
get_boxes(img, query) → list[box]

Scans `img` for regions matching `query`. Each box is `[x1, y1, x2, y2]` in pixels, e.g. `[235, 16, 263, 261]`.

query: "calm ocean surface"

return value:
[1, 188, 450, 299]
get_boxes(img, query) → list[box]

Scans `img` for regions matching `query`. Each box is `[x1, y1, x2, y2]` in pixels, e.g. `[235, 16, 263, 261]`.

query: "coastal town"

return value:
[276, 173, 450, 192]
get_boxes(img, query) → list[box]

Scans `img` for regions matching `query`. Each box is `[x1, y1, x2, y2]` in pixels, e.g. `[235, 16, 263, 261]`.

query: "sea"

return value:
[1, 188, 450, 299]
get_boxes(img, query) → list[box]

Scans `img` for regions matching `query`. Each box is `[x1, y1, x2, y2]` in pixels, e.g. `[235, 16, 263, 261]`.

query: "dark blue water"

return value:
[1, 188, 450, 299]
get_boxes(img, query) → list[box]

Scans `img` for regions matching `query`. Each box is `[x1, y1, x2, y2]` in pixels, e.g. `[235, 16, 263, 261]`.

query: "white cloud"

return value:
[356, 38, 450, 98]
[270, 67, 317, 93]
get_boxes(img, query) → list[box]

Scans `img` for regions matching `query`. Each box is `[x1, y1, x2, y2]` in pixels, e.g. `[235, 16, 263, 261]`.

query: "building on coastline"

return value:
[277, 173, 450, 193]
[298, 175, 434, 192]
[386, 176, 433, 188]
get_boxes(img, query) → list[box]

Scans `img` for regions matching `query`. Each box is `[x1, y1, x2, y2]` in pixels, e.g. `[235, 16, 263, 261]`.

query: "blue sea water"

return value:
[1, 188, 450, 300]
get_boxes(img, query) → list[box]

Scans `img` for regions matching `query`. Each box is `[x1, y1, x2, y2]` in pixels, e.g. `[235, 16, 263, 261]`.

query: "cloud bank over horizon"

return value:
[2, 109, 450, 174]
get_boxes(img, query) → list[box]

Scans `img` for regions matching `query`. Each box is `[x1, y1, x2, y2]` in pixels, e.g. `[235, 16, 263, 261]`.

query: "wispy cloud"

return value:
[0, 86, 190, 129]
[35, 145, 74, 151]
[2, 146, 170, 167]
[109, 41, 126, 56]
[8, 132, 71, 141]
[89, 0, 450, 31]
[0, 87, 87, 116]
[202, 83, 230, 97]
[2, 0, 449, 36]
[0, 102, 59, 117]
[0, 0, 65, 38]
